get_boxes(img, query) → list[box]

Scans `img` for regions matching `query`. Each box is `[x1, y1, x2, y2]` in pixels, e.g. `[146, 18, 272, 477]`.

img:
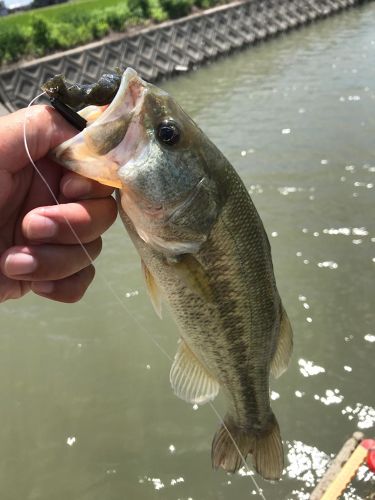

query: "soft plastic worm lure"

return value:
[42, 70, 122, 110]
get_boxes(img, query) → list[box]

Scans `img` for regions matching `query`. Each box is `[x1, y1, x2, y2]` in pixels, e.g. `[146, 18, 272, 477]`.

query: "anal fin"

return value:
[271, 307, 293, 378]
[170, 338, 219, 405]
[141, 260, 162, 319]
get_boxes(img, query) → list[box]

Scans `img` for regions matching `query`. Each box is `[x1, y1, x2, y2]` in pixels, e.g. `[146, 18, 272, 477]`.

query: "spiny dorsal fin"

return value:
[141, 260, 162, 319]
[270, 307, 293, 378]
[170, 338, 219, 405]
[169, 254, 213, 302]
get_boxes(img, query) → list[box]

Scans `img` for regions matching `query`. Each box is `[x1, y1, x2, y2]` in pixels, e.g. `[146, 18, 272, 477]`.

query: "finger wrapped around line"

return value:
[22, 198, 117, 244]
[0, 239, 102, 281]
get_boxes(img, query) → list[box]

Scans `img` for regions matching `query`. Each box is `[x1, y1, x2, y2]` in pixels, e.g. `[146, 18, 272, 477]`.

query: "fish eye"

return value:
[156, 120, 180, 146]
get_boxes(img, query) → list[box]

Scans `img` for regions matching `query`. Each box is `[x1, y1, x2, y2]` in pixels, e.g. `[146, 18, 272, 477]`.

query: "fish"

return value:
[50, 67, 293, 480]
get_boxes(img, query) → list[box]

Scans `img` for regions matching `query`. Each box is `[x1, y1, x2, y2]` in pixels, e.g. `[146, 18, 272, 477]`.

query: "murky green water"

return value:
[2, 4, 375, 499]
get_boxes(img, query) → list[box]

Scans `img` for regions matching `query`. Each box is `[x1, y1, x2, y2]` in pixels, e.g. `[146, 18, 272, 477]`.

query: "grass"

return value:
[0, 0, 126, 28]
[0, 0, 222, 65]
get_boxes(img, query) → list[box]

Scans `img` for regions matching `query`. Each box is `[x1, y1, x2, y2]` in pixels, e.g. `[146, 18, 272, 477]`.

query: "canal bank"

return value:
[0, 0, 371, 112]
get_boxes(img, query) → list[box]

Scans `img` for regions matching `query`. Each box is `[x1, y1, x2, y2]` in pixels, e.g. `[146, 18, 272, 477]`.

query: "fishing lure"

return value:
[42, 70, 122, 110]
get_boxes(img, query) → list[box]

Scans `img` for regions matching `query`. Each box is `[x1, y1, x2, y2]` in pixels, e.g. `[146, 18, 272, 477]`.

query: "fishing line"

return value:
[23, 95, 267, 500]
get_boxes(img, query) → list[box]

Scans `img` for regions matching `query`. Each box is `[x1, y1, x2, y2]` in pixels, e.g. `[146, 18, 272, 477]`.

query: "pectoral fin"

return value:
[170, 338, 219, 405]
[169, 254, 213, 302]
[141, 260, 162, 319]
[270, 307, 293, 378]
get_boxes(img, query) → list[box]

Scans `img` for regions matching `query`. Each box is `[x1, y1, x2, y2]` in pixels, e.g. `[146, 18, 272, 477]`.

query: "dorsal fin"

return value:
[270, 307, 293, 378]
[170, 338, 220, 405]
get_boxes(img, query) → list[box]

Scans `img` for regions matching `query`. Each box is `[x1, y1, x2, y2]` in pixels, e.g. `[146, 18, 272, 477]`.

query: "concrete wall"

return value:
[0, 0, 366, 112]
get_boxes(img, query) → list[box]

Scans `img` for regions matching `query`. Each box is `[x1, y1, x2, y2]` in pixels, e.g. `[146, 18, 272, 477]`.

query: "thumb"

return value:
[0, 104, 78, 174]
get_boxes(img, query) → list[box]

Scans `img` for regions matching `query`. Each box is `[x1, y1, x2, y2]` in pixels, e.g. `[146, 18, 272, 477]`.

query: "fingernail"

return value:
[26, 214, 58, 240]
[32, 281, 54, 294]
[4, 252, 37, 276]
[63, 176, 91, 198]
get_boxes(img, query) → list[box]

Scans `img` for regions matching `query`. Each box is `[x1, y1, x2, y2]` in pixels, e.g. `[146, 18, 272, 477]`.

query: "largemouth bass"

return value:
[51, 68, 293, 480]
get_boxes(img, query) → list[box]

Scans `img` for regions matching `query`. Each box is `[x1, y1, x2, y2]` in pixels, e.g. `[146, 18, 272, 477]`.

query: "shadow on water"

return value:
[1, 3, 375, 500]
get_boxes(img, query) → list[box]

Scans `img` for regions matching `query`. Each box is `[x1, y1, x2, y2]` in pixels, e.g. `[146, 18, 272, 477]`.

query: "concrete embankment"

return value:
[0, 0, 370, 112]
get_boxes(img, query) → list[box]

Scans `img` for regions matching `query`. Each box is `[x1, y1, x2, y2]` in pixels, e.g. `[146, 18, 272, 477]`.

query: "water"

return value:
[1, 4, 375, 499]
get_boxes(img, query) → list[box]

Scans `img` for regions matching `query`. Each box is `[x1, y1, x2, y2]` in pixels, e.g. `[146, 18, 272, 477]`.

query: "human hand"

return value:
[0, 105, 117, 303]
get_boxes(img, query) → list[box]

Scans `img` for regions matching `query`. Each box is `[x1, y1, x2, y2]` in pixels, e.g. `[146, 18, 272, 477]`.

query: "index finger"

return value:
[0, 104, 78, 173]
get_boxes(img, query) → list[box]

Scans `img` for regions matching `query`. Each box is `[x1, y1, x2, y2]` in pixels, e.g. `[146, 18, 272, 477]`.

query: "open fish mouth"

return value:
[52, 68, 147, 188]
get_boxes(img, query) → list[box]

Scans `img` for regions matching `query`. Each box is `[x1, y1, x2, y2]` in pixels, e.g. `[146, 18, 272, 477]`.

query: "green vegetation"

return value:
[0, 0, 224, 66]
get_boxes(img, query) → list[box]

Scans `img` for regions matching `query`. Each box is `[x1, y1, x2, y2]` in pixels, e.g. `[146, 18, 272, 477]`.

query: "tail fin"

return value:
[211, 413, 284, 480]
